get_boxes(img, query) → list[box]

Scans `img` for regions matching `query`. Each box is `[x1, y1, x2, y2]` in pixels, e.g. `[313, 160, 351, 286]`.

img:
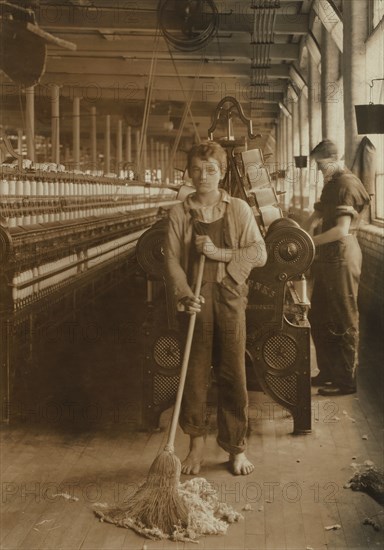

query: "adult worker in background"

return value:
[305, 140, 370, 396]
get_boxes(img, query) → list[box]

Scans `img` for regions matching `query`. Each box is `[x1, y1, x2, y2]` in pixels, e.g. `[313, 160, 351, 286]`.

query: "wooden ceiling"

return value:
[1, 0, 314, 152]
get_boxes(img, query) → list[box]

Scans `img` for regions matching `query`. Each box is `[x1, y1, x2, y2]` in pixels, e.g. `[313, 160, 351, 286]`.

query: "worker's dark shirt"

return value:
[314, 169, 370, 232]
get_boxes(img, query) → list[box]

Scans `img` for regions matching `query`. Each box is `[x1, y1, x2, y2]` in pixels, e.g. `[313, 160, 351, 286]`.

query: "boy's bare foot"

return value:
[181, 435, 205, 475]
[230, 452, 254, 475]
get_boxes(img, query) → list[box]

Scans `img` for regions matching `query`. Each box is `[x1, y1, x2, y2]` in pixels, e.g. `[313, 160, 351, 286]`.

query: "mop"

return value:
[95, 254, 243, 541]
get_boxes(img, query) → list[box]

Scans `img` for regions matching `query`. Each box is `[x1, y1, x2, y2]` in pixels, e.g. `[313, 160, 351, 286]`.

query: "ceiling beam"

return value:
[43, 59, 291, 79]
[0, 88, 284, 115]
[312, 0, 343, 52]
[0, 79, 284, 108]
[26, 79, 287, 102]
[0, 107, 276, 139]
[45, 37, 300, 61]
[38, 11, 308, 34]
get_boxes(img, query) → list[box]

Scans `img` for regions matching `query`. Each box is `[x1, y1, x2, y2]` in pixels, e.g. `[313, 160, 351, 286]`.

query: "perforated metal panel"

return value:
[153, 333, 181, 372]
[140, 298, 182, 430]
[263, 334, 298, 371]
[265, 373, 297, 405]
[247, 321, 312, 434]
[153, 374, 180, 405]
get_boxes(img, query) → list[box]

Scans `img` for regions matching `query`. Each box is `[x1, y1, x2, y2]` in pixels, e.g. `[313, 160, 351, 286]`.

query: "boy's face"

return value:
[189, 156, 223, 193]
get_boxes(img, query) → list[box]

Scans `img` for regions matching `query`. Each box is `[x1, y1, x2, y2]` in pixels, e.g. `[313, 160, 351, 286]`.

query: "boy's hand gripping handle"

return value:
[165, 253, 206, 452]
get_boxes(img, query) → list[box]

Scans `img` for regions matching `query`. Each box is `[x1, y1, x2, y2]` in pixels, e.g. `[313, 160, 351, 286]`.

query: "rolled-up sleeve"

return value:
[335, 175, 370, 219]
[226, 201, 267, 284]
[164, 206, 193, 302]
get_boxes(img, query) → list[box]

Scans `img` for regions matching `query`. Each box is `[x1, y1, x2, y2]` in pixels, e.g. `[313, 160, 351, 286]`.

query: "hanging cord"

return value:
[166, 57, 205, 179]
[17, 87, 26, 135]
[137, 30, 160, 177]
[215, 18, 223, 67]
[166, 41, 202, 144]
[137, 27, 161, 179]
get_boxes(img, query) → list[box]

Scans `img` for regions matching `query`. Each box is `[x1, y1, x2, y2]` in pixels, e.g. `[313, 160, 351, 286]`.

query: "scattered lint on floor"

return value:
[35, 519, 54, 526]
[325, 524, 341, 531]
[363, 517, 381, 531]
[342, 410, 356, 422]
[347, 464, 384, 506]
[95, 477, 243, 542]
[51, 493, 79, 502]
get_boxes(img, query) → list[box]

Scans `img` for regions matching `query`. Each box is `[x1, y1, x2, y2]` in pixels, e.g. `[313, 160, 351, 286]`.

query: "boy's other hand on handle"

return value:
[195, 235, 216, 259]
[180, 295, 205, 315]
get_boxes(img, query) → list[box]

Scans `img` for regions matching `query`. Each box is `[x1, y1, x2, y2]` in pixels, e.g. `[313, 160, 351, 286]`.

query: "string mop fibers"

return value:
[96, 255, 206, 535]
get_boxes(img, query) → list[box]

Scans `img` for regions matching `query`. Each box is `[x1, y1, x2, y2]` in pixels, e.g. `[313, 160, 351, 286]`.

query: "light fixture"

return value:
[294, 156, 308, 168]
[163, 105, 174, 131]
[163, 120, 174, 131]
[355, 78, 384, 134]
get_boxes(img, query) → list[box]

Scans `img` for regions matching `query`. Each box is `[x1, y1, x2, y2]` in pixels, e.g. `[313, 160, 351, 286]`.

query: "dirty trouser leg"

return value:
[310, 236, 362, 391]
[214, 283, 248, 455]
[323, 237, 362, 391]
[309, 267, 334, 382]
[179, 282, 214, 437]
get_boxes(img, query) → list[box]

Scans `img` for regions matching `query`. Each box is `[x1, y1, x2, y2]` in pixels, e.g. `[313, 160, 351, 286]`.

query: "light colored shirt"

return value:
[164, 189, 266, 301]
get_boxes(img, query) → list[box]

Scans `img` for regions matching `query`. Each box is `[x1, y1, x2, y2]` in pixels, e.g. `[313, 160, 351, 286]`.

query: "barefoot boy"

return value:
[165, 141, 267, 475]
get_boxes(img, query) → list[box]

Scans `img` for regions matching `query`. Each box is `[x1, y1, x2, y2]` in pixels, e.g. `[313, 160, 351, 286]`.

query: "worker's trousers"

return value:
[179, 280, 249, 455]
[309, 235, 362, 391]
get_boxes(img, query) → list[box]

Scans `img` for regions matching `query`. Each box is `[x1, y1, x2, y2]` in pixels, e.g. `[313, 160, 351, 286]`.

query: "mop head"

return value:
[95, 452, 242, 542]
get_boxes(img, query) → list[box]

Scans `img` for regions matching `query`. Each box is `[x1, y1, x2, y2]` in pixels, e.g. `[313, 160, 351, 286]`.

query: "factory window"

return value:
[368, 76, 384, 222]
[371, 0, 384, 30]
[366, 1, 383, 222]
[371, 135, 384, 222]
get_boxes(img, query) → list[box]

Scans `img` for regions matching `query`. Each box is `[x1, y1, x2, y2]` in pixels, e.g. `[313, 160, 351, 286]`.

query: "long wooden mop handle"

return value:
[165, 254, 206, 451]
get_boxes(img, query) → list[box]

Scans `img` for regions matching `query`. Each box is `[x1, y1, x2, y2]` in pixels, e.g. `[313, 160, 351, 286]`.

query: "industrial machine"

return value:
[135, 97, 315, 434]
[0, 149, 177, 422]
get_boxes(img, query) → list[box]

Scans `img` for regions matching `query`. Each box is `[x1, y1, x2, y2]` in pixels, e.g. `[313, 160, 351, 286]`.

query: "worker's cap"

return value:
[310, 139, 338, 160]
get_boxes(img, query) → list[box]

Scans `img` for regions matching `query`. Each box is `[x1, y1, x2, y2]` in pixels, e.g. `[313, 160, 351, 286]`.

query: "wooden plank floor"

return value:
[1, 370, 383, 550]
[1, 280, 383, 550]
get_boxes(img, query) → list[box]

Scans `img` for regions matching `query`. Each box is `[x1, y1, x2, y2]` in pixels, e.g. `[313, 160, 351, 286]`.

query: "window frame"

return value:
[371, 136, 384, 226]
[365, 1, 384, 225]
[369, 0, 384, 33]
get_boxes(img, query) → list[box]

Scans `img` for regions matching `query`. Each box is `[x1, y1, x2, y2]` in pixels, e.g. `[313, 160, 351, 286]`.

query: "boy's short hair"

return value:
[187, 140, 227, 175]
[310, 139, 338, 160]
